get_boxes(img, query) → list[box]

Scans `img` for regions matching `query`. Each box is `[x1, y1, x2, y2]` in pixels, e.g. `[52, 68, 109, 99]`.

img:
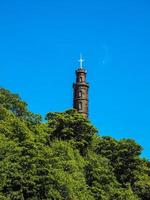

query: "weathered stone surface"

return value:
[73, 68, 89, 118]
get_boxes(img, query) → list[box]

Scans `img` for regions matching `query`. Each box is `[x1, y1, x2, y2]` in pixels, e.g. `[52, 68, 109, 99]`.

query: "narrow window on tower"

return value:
[79, 77, 82, 82]
[78, 91, 82, 97]
[78, 102, 82, 110]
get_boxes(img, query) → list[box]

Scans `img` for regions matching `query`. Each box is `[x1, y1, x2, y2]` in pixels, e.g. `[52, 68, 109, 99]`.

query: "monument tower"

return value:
[73, 55, 89, 118]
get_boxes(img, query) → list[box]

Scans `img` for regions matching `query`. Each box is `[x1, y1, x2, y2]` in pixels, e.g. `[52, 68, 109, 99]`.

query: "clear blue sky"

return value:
[0, 0, 150, 159]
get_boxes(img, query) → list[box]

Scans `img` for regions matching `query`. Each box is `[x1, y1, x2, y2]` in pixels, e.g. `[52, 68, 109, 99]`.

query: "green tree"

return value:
[46, 109, 97, 154]
[0, 87, 150, 200]
[0, 88, 41, 125]
[93, 136, 143, 184]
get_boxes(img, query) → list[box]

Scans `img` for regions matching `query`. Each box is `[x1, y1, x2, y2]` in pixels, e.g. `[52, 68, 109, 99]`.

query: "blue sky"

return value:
[0, 0, 150, 159]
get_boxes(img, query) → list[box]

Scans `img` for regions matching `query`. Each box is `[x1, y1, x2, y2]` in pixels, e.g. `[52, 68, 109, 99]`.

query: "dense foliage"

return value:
[0, 87, 150, 200]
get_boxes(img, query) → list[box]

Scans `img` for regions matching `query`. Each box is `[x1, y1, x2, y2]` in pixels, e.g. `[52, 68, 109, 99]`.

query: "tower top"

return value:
[73, 56, 89, 118]
[78, 54, 84, 69]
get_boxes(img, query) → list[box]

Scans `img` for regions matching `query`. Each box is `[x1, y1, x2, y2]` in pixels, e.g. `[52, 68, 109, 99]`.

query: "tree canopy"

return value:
[0, 88, 149, 200]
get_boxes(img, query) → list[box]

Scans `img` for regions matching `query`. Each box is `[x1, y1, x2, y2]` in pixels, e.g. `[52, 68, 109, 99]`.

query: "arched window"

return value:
[78, 102, 82, 110]
[78, 91, 82, 97]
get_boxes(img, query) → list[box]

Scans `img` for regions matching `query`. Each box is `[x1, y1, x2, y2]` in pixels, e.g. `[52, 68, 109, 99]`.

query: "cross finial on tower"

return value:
[78, 54, 84, 69]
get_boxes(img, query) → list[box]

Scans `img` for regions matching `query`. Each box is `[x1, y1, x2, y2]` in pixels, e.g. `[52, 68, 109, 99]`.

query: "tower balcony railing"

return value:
[75, 82, 89, 87]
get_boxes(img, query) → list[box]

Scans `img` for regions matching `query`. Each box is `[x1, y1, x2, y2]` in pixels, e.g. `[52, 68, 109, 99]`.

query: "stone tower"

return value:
[73, 55, 89, 118]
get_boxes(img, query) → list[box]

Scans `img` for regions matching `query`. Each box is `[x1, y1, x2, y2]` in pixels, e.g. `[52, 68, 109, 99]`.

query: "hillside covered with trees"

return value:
[0, 87, 150, 200]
